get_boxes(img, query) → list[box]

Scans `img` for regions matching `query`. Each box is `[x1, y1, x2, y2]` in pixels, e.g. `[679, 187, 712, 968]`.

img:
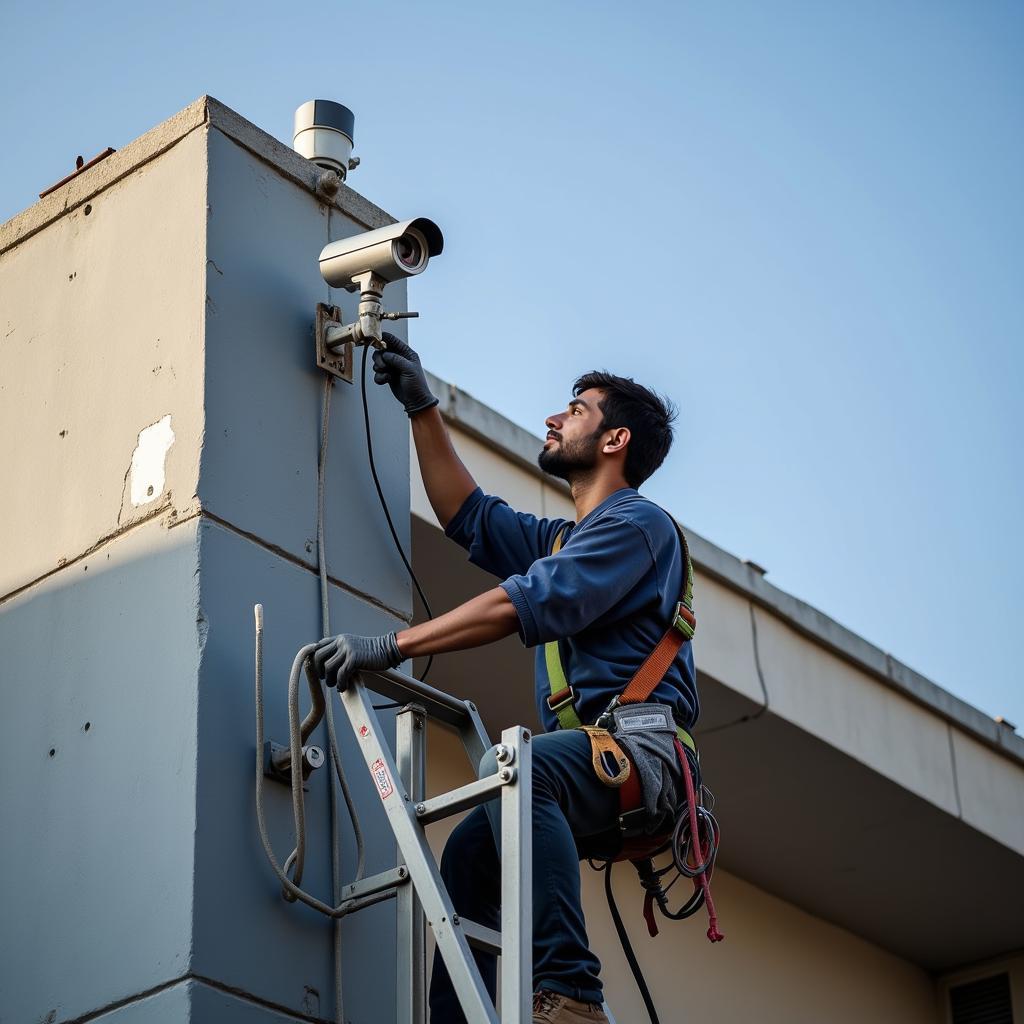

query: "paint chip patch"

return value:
[130, 415, 175, 506]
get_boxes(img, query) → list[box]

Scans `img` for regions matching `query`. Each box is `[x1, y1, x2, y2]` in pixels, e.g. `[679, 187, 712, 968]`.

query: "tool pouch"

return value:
[609, 702, 677, 738]
[579, 726, 631, 788]
[609, 703, 687, 832]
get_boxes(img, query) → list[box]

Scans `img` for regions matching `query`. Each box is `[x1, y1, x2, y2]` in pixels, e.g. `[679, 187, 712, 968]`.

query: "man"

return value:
[315, 337, 698, 1023]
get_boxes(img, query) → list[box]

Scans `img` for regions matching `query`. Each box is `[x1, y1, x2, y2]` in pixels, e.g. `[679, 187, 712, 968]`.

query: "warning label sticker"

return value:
[370, 758, 394, 800]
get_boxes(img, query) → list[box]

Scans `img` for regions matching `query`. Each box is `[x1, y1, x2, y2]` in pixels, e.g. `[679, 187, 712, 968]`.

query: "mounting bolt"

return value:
[499, 768, 515, 783]
[316, 170, 341, 198]
[452, 914, 460, 926]
[302, 745, 325, 777]
[494, 743, 513, 765]
[415, 803, 427, 816]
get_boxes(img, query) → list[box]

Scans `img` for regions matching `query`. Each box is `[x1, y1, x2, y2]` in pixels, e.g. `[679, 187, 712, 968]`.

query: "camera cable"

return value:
[359, 342, 434, 682]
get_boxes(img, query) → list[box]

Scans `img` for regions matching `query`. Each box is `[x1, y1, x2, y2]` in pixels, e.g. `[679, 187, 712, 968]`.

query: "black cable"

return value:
[360, 343, 434, 682]
[672, 803, 718, 878]
[604, 862, 661, 1024]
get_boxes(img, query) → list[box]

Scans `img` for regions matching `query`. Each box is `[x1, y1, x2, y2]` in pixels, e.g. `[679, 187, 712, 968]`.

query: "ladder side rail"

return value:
[455, 698, 493, 768]
[340, 676, 499, 1024]
[395, 705, 427, 1024]
[500, 725, 532, 1024]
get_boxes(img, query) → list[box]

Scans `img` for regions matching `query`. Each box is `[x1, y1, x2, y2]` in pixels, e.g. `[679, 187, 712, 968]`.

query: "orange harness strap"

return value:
[618, 520, 696, 706]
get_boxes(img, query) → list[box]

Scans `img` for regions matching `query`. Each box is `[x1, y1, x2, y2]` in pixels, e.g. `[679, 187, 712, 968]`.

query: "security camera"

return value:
[315, 218, 444, 363]
[319, 218, 444, 292]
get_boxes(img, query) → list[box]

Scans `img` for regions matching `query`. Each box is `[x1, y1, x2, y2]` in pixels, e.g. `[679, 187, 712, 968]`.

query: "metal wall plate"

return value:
[315, 302, 353, 382]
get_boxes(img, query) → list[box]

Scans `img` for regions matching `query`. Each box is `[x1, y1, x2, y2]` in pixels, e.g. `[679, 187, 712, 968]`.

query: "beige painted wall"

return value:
[0, 130, 206, 599]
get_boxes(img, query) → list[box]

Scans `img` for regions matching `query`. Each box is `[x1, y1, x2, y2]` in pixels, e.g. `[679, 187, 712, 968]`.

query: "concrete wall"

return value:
[189, 112, 416, 1022]
[0, 98, 416, 1023]
[0, 126, 206, 594]
[0, 121, 209, 1023]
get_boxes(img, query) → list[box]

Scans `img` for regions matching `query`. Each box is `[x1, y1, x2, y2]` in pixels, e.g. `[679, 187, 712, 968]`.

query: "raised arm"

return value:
[373, 335, 476, 529]
[409, 406, 476, 529]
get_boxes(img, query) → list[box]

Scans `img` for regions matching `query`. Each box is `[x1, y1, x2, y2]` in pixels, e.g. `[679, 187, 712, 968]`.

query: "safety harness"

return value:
[544, 520, 724, 947]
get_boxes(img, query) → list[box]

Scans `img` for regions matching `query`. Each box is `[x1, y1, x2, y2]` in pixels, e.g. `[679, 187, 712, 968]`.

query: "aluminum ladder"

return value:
[338, 667, 532, 1024]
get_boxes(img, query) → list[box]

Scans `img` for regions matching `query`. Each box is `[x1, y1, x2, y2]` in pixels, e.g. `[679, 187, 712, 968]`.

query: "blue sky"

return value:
[2, 1, 1021, 728]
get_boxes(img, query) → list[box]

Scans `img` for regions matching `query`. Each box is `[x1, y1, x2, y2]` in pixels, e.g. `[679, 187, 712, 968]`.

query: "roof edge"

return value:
[1, 95, 394, 257]
[424, 369, 1024, 767]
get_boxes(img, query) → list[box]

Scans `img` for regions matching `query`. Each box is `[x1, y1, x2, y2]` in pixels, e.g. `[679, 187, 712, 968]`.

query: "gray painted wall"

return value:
[1, 101, 416, 1023]
[0, 520, 201, 1024]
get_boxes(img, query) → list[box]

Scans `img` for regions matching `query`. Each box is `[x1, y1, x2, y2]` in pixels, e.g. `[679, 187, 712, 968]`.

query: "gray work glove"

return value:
[314, 632, 403, 691]
[372, 333, 438, 417]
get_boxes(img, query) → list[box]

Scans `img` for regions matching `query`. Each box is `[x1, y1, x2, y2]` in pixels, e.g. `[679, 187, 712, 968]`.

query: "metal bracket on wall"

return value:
[315, 302, 353, 383]
[263, 740, 324, 790]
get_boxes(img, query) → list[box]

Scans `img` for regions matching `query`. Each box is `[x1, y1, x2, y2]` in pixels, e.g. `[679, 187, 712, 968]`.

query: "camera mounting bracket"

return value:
[314, 302, 353, 383]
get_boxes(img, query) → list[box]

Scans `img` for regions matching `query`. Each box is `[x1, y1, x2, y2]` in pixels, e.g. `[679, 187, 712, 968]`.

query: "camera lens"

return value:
[396, 236, 422, 267]
[392, 228, 428, 273]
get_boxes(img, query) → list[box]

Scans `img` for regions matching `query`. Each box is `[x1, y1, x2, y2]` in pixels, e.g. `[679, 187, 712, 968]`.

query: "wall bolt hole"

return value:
[48, 748, 56, 757]
[84, 722, 91, 732]
[84, 204, 92, 216]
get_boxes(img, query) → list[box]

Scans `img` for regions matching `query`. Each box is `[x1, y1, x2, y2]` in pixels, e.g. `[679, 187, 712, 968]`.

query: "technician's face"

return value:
[538, 388, 606, 481]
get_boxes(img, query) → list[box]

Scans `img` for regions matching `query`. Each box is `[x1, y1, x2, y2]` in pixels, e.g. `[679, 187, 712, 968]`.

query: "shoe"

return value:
[532, 989, 610, 1023]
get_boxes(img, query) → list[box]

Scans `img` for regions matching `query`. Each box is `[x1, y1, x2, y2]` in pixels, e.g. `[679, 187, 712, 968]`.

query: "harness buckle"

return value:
[672, 601, 696, 640]
[595, 696, 621, 731]
[546, 686, 576, 714]
[618, 807, 648, 837]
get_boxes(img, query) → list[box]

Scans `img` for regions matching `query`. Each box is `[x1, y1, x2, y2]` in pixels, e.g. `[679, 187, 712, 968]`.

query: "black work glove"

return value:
[314, 632, 404, 691]
[372, 333, 438, 417]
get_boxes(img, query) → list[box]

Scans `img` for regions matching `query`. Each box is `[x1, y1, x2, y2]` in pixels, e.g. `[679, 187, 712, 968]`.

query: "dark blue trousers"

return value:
[428, 730, 622, 1023]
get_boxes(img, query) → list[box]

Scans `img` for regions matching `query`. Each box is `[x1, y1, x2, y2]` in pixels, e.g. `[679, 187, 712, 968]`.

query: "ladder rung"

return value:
[365, 667, 476, 729]
[460, 918, 502, 955]
[414, 772, 510, 825]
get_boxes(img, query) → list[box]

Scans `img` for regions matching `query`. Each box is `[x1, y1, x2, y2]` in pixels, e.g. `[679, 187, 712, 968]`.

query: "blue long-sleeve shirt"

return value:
[444, 486, 699, 733]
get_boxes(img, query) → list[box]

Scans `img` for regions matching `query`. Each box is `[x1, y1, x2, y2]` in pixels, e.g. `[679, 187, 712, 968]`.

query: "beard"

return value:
[537, 429, 602, 483]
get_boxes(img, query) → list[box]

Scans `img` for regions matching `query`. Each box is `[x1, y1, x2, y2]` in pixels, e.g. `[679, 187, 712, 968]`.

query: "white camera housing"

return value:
[293, 100, 355, 180]
[318, 218, 444, 292]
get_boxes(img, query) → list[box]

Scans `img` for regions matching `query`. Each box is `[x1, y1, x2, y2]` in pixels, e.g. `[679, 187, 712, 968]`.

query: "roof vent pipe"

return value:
[293, 100, 358, 181]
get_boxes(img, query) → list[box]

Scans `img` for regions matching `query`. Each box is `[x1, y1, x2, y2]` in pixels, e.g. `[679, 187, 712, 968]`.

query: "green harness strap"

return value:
[543, 522, 697, 753]
[543, 525, 583, 730]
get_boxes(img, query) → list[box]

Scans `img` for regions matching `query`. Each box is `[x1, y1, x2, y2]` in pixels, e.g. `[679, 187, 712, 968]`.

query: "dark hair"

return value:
[573, 371, 677, 488]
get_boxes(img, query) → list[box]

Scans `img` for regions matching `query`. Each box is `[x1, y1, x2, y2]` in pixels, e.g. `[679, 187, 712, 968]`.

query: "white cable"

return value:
[253, 606, 391, 922]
